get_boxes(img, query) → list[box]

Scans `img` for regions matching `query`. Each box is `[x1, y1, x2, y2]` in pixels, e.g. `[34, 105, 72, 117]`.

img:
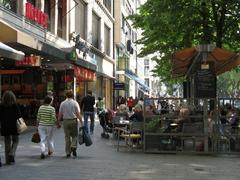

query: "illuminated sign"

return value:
[16, 56, 41, 66]
[25, 2, 48, 28]
[74, 66, 95, 81]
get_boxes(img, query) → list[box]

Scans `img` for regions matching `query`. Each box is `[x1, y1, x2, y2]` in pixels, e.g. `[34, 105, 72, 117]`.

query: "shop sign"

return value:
[16, 56, 41, 66]
[114, 83, 125, 90]
[74, 66, 95, 81]
[25, 2, 48, 28]
[68, 49, 77, 61]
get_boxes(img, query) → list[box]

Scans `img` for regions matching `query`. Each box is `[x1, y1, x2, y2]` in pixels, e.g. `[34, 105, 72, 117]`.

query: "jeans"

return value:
[4, 135, 19, 164]
[83, 112, 95, 133]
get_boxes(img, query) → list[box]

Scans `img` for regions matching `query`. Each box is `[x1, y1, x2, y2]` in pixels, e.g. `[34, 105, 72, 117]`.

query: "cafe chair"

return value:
[213, 124, 231, 152]
[181, 122, 204, 152]
[116, 121, 144, 152]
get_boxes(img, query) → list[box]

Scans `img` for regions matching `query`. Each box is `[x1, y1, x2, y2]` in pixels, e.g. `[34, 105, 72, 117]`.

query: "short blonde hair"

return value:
[118, 104, 127, 112]
[134, 104, 142, 112]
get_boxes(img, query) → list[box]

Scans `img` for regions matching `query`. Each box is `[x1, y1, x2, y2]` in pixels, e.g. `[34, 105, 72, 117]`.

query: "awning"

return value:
[172, 47, 240, 77]
[0, 20, 66, 62]
[125, 71, 150, 91]
[0, 42, 25, 60]
[0, 70, 25, 74]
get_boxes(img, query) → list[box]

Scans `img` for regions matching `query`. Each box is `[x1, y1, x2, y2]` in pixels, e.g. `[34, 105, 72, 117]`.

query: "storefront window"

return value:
[0, 0, 17, 13]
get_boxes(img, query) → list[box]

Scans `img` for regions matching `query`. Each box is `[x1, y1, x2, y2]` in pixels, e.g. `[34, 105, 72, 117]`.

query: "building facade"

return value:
[0, 0, 115, 121]
[114, 0, 149, 107]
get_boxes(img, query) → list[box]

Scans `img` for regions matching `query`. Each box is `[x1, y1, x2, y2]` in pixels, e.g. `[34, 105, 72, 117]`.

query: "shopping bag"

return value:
[16, 117, 27, 134]
[78, 127, 84, 145]
[83, 127, 92, 147]
[31, 131, 40, 143]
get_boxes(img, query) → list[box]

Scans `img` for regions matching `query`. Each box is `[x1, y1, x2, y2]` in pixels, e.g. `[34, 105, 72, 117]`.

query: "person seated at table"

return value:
[174, 107, 191, 132]
[115, 104, 129, 120]
[129, 104, 143, 122]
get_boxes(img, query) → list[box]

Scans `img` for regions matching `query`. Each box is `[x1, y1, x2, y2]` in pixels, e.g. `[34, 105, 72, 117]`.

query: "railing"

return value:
[143, 97, 240, 154]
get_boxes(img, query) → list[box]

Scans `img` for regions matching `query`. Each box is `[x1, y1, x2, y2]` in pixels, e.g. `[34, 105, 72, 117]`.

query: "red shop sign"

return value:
[16, 56, 41, 66]
[25, 2, 48, 28]
[74, 66, 95, 81]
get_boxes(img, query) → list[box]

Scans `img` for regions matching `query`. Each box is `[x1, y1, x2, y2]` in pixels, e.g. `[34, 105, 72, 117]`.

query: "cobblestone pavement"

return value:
[1, 121, 240, 180]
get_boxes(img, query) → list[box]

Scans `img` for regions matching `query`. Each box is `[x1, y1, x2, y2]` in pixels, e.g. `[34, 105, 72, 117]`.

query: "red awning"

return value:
[0, 70, 25, 74]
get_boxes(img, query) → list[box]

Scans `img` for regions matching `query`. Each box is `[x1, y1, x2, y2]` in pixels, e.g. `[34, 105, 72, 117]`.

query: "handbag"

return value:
[16, 117, 27, 134]
[78, 127, 84, 145]
[31, 131, 40, 143]
[83, 127, 92, 147]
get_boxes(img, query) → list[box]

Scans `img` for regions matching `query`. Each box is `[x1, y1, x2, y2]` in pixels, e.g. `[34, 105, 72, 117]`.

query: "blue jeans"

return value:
[83, 112, 95, 133]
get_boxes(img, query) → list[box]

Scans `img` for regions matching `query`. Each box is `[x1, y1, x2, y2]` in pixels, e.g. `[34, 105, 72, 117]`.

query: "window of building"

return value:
[57, 0, 63, 38]
[75, 0, 86, 39]
[92, 12, 100, 49]
[0, 0, 17, 13]
[104, 24, 110, 56]
[27, 0, 36, 6]
[145, 78, 149, 87]
[44, 0, 51, 31]
[144, 59, 149, 65]
[117, 50, 129, 70]
[144, 66, 149, 76]
[103, 0, 111, 13]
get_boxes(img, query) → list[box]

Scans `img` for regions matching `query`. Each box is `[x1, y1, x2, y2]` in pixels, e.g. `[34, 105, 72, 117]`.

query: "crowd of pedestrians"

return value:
[0, 90, 94, 166]
[0, 92, 154, 166]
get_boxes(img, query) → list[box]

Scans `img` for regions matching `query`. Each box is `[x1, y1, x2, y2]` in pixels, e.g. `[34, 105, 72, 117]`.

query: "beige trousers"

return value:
[63, 119, 78, 155]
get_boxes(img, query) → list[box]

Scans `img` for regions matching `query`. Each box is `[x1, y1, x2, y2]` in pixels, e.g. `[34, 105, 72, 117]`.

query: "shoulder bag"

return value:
[17, 117, 27, 134]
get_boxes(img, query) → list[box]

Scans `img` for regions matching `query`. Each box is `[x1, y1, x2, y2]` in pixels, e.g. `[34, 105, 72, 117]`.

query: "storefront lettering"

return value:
[74, 66, 95, 81]
[25, 2, 48, 28]
[16, 56, 41, 66]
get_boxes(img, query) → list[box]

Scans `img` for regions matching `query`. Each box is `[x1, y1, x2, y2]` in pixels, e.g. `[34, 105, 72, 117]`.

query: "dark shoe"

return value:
[48, 151, 53, 156]
[40, 153, 45, 159]
[71, 148, 77, 157]
[8, 155, 15, 163]
[66, 154, 71, 158]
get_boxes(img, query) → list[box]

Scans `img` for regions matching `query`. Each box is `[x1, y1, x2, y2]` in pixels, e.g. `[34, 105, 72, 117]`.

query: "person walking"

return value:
[80, 90, 95, 134]
[0, 91, 21, 165]
[127, 96, 134, 112]
[58, 90, 83, 158]
[96, 97, 104, 115]
[37, 95, 59, 159]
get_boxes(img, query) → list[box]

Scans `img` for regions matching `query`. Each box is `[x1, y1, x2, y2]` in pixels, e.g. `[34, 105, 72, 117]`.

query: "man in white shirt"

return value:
[58, 90, 83, 158]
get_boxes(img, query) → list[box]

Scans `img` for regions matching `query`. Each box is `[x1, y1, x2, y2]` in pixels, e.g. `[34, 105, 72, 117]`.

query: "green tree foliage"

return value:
[217, 69, 240, 97]
[129, 0, 240, 87]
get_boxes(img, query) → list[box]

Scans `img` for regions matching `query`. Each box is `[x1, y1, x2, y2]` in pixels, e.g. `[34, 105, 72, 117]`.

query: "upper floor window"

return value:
[0, 0, 17, 13]
[27, 0, 36, 6]
[103, 0, 111, 13]
[144, 66, 149, 76]
[44, 0, 51, 31]
[92, 12, 100, 49]
[57, 0, 63, 38]
[145, 78, 149, 87]
[144, 59, 149, 65]
[104, 24, 110, 56]
[75, 0, 86, 39]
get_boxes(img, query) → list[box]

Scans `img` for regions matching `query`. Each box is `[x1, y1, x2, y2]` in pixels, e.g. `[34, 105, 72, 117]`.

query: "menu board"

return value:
[195, 63, 216, 98]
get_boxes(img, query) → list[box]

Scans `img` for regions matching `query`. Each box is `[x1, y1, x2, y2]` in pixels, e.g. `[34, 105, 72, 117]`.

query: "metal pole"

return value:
[203, 99, 208, 152]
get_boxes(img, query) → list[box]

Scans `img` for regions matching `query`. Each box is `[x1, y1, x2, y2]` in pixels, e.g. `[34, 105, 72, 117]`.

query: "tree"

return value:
[217, 70, 240, 98]
[130, 0, 240, 85]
